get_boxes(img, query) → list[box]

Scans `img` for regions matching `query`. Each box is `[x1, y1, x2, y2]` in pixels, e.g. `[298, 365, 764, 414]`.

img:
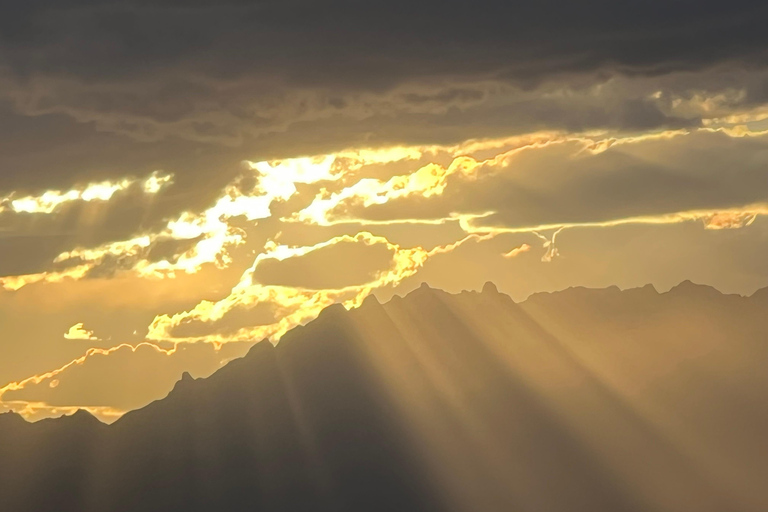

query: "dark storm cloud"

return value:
[1, 0, 766, 236]
[2, 0, 767, 84]
[0, 0, 766, 150]
[0, 100, 238, 201]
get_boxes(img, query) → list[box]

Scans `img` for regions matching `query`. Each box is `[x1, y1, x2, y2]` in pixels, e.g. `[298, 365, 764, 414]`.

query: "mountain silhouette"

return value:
[2, 282, 768, 512]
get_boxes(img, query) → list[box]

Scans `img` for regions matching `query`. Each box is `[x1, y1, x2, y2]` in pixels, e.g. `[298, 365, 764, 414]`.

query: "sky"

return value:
[1, 0, 768, 421]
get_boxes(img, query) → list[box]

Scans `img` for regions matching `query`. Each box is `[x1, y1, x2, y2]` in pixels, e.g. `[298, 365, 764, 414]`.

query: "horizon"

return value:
[2, 276, 762, 424]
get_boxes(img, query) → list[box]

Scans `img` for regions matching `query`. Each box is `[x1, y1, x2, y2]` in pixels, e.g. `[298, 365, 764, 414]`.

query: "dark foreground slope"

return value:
[1, 282, 767, 512]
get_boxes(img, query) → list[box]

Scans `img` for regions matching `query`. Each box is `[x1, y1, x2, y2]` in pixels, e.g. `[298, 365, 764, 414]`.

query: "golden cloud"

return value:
[63, 322, 98, 341]
[502, 243, 532, 259]
[0, 171, 172, 215]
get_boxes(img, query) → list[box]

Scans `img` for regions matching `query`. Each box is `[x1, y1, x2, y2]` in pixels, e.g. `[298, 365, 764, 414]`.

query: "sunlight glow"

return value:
[0, 172, 172, 215]
[63, 322, 98, 341]
[4, 127, 768, 421]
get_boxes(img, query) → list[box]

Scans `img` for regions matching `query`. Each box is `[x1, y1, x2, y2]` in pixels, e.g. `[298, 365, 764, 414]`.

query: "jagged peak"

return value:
[67, 409, 100, 423]
[409, 282, 442, 298]
[481, 281, 499, 294]
[396, 282, 439, 303]
[34, 408, 104, 427]
[251, 339, 276, 350]
[317, 302, 347, 319]
[666, 280, 721, 296]
[171, 371, 197, 393]
[749, 285, 768, 300]
[524, 283, 664, 306]
[360, 293, 381, 308]
[1, 408, 107, 428]
[525, 285, 615, 302]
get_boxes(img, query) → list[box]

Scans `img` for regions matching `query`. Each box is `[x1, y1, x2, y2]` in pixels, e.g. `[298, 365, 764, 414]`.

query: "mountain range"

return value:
[1, 281, 767, 512]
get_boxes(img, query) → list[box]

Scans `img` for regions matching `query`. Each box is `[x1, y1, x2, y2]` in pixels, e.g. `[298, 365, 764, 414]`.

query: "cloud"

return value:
[0, 1, 766, 150]
[0, 171, 172, 214]
[0, 155, 341, 288]
[294, 156, 484, 226]
[3, 2, 767, 89]
[63, 322, 98, 341]
[145, 231, 432, 344]
[701, 212, 758, 230]
[502, 244, 531, 259]
[252, 239, 397, 290]
[534, 230, 564, 263]
[5, 126, 768, 297]
[331, 128, 768, 233]
[0, 171, 177, 280]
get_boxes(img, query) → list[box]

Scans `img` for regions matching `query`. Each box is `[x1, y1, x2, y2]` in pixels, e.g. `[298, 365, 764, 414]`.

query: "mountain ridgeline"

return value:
[1, 282, 768, 512]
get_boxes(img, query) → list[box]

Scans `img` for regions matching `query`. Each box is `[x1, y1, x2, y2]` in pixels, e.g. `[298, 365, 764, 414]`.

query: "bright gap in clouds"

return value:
[2, 122, 768, 421]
